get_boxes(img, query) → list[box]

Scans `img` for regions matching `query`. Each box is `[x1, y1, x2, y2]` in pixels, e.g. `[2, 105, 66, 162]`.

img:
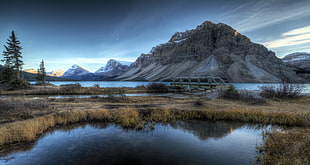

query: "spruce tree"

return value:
[36, 59, 46, 84]
[1, 45, 14, 82]
[2, 31, 23, 81]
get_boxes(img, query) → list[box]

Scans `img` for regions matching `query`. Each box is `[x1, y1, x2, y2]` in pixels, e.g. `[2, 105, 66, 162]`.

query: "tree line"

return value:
[1, 31, 46, 89]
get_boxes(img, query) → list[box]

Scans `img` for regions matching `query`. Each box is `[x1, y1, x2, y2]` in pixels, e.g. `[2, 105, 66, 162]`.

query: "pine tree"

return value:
[2, 31, 23, 81]
[1, 45, 14, 82]
[36, 59, 46, 84]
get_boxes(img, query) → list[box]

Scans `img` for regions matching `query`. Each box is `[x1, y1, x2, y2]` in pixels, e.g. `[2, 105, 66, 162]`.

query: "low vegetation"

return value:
[146, 83, 169, 93]
[220, 85, 267, 105]
[260, 83, 304, 99]
[257, 128, 310, 165]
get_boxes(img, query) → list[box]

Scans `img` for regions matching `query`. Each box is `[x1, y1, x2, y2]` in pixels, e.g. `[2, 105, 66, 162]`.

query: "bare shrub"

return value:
[260, 83, 304, 99]
[146, 83, 169, 93]
[220, 85, 266, 105]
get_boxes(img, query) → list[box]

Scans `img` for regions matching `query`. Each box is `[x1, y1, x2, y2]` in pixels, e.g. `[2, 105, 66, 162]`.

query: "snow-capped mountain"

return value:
[95, 59, 130, 75]
[282, 52, 310, 71]
[59, 60, 131, 80]
[24, 68, 38, 74]
[47, 69, 64, 77]
[62, 64, 91, 79]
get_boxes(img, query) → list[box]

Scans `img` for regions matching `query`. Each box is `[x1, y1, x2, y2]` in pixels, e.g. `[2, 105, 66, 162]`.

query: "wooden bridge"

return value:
[170, 76, 228, 90]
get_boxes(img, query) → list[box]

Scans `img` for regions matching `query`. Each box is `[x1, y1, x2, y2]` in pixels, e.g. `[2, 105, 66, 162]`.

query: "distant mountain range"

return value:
[61, 59, 131, 80]
[24, 69, 65, 77]
[0, 65, 71, 81]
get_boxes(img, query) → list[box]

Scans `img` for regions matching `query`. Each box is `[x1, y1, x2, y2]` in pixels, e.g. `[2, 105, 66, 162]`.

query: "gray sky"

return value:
[1, 0, 310, 72]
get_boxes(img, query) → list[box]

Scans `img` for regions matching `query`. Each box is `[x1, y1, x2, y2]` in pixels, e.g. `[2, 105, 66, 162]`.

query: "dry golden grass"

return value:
[259, 128, 310, 165]
[0, 109, 112, 148]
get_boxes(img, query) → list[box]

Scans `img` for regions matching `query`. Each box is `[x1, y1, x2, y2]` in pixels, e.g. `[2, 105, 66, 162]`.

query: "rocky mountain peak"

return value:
[118, 21, 307, 83]
[62, 64, 90, 78]
[95, 59, 130, 77]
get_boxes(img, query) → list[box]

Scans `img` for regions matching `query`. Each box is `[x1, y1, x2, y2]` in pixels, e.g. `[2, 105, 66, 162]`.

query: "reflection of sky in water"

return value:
[0, 121, 268, 165]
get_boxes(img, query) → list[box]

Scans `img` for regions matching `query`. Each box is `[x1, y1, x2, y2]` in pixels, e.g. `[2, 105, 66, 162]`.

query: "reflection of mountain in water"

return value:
[171, 120, 244, 140]
[0, 121, 245, 158]
[0, 122, 110, 157]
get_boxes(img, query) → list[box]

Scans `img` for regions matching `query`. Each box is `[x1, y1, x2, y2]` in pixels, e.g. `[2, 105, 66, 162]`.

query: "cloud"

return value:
[221, 0, 310, 32]
[263, 25, 310, 48]
[282, 25, 310, 36]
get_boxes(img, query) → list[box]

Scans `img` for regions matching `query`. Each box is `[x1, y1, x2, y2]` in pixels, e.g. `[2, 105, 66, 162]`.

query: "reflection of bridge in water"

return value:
[170, 76, 229, 91]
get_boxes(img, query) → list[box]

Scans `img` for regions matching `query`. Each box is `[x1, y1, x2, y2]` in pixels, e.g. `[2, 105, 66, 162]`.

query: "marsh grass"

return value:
[0, 98, 54, 123]
[257, 128, 310, 165]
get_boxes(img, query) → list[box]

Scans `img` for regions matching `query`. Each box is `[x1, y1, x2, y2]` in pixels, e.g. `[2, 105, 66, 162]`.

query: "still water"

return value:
[0, 121, 268, 165]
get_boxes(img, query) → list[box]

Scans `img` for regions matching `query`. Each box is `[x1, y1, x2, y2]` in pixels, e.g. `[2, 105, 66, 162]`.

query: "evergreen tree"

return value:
[2, 31, 23, 81]
[36, 59, 46, 84]
[1, 45, 14, 82]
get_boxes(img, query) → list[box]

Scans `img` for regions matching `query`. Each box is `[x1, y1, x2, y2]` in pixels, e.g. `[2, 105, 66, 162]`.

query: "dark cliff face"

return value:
[119, 21, 306, 83]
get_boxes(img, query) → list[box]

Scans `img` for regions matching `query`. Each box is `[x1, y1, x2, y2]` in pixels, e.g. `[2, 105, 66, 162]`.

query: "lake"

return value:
[30, 81, 310, 94]
[0, 121, 269, 165]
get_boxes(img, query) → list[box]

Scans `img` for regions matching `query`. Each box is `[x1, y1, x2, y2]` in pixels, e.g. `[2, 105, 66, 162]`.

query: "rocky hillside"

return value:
[118, 21, 305, 83]
[282, 52, 310, 72]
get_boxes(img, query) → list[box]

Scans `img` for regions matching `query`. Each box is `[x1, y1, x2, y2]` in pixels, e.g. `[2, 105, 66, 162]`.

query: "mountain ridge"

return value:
[117, 21, 307, 83]
[282, 52, 310, 73]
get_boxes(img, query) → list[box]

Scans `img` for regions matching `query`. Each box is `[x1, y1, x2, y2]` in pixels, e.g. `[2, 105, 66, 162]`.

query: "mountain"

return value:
[60, 60, 130, 80]
[25, 69, 65, 77]
[282, 52, 310, 72]
[117, 21, 307, 83]
[24, 69, 37, 74]
[47, 69, 65, 77]
[95, 59, 130, 77]
[0, 65, 72, 81]
[61, 64, 91, 80]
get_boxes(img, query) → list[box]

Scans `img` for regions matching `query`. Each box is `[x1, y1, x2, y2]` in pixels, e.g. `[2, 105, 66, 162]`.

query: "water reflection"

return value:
[0, 121, 267, 165]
